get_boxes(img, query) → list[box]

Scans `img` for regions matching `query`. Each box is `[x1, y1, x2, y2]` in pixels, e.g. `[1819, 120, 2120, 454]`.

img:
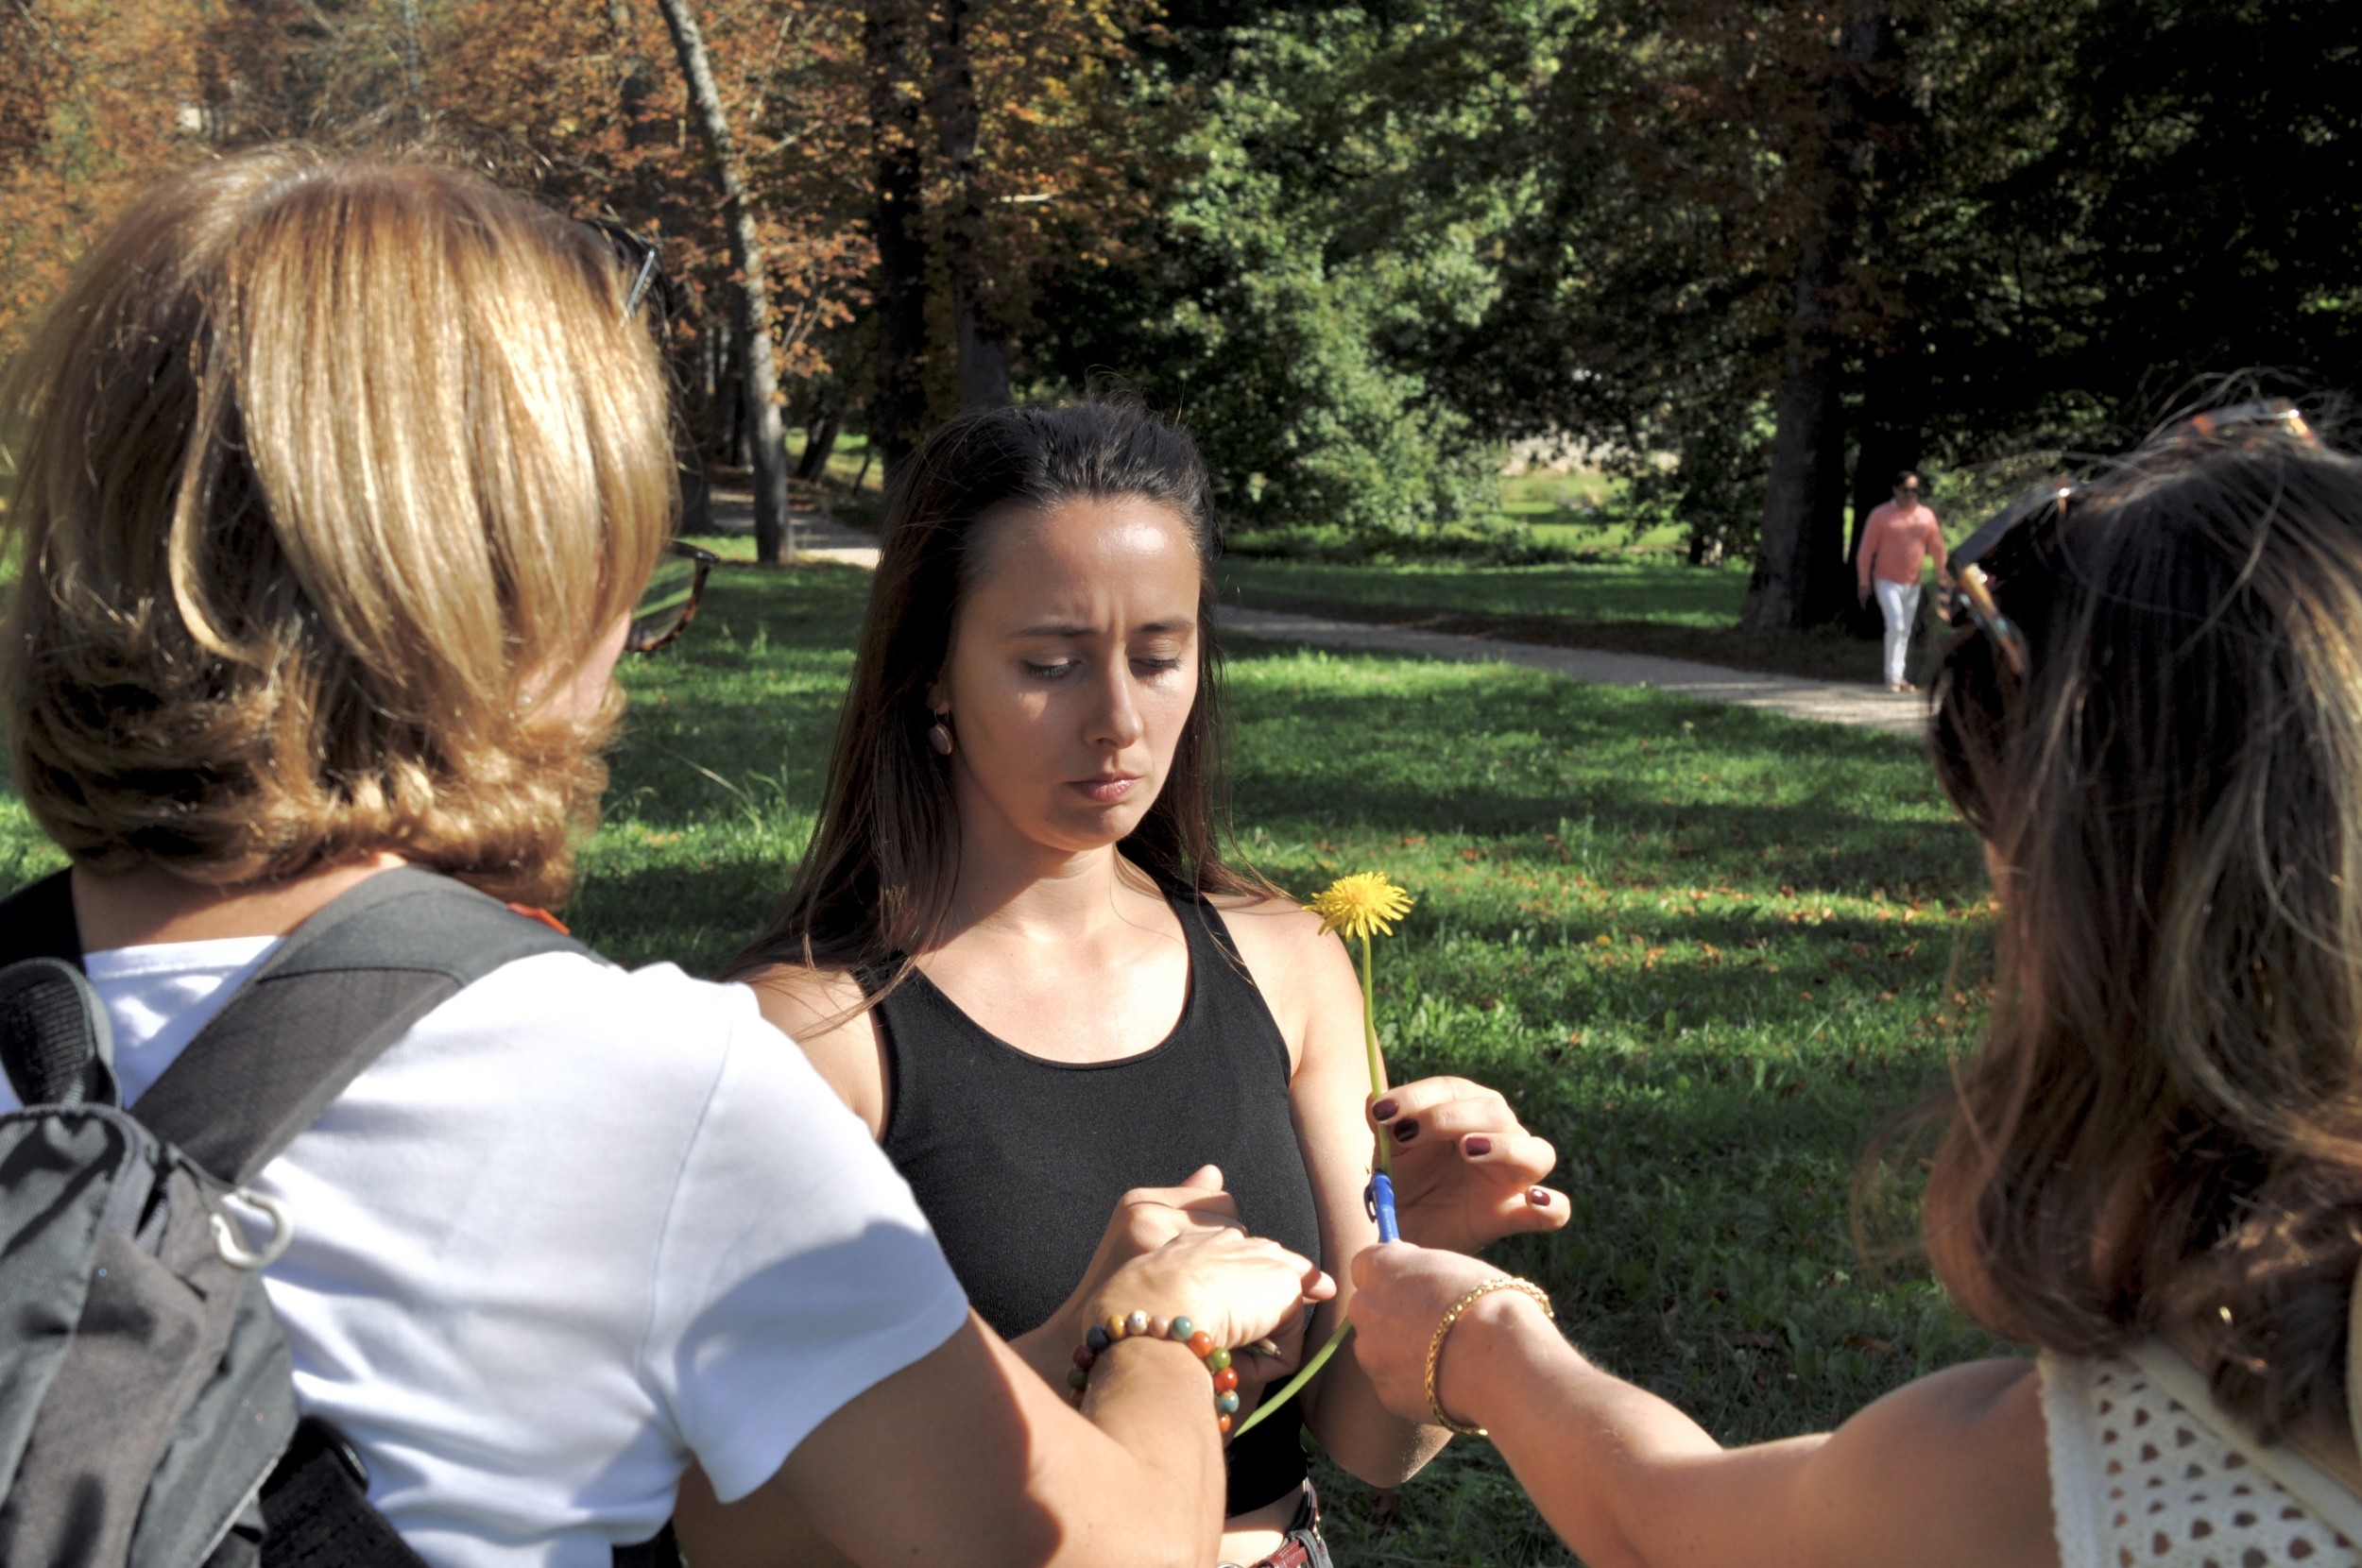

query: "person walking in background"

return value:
[1856, 469, 1948, 692]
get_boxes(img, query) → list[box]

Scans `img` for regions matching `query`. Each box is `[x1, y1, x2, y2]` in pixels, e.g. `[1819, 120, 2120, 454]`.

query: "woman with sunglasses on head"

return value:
[0, 147, 1330, 1567]
[1342, 404, 2362, 1568]
[727, 403, 1571, 1566]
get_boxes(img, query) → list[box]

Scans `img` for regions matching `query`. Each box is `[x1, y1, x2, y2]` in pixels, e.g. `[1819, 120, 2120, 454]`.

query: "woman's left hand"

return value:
[1368, 1076, 1569, 1253]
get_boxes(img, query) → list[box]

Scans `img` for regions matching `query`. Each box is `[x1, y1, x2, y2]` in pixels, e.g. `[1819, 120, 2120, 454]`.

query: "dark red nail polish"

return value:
[1528, 1186, 1551, 1207]
[1371, 1097, 1399, 1121]
[1393, 1118, 1420, 1143]
[1464, 1135, 1493, 1156]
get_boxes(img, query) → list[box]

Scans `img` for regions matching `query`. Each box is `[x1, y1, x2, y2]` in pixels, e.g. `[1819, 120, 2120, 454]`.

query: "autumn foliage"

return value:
[0, 0, 1155, 465]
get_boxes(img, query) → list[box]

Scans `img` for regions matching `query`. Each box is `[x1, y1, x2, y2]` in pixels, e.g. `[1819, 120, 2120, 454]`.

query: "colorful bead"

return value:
[1072, 1307, 1230, 1434]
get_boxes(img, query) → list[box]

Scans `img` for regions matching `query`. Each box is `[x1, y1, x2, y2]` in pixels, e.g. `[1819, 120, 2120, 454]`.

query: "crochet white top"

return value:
[2042, 1345, 2362, 1568]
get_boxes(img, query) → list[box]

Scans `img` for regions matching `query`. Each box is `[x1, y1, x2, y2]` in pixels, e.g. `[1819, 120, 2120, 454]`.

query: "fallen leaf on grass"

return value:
[1726, 1331, 1781, 1352]
[1842, 1334, 1899, 1360]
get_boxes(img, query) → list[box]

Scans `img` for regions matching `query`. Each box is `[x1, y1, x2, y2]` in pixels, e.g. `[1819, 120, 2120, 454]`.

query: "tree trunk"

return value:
[931, 0, 1012, 412]
[397, 0, 424, 105]
[865, 0, 933, 476]
[796, 415, 840, 483]
[1741, 9, 1888, 632]
[608, 0, 714, 535]
[653, 0, 793, 563]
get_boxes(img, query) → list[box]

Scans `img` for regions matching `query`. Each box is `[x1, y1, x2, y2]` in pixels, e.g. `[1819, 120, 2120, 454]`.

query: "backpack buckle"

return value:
[212, 1187, 296, 1270]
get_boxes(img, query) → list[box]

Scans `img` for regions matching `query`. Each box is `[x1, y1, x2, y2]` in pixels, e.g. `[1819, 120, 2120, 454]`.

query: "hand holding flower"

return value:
[1369, 1077, 1569, 1253]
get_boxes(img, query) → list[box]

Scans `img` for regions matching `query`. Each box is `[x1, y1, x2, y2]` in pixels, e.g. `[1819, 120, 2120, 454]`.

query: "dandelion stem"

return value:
[1361, 930, 1389, 1177]
[1229, 1319, 1353, 1440]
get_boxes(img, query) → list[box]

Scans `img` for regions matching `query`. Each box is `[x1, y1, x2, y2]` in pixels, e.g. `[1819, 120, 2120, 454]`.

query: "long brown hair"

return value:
[0, 147, 672, 907]
[1922, 418, 2362, 1438]
[729, 401, 1273, 990]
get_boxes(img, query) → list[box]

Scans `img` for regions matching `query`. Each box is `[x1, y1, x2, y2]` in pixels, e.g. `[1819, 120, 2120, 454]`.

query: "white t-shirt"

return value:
[0, 939, 970, 1567]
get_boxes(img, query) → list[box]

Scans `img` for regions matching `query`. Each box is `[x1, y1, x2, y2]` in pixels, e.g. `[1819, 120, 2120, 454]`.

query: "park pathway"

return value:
[721, 493, 1924, 736]
[1219, 608, 1926, 737]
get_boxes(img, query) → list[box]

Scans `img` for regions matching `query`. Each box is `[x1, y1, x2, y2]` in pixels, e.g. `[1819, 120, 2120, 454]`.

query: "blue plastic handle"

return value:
[1372, 1171, 1400, 1243]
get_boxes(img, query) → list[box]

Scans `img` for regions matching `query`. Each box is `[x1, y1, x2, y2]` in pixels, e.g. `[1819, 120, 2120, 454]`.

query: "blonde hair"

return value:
[1, 146, 673, 906]
[1922, 423, 2362, 1439]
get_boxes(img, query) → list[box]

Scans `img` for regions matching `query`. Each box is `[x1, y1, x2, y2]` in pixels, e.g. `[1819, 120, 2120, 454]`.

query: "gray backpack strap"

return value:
[131, 867, 588, 1185]
[0, 957, 117, 1109]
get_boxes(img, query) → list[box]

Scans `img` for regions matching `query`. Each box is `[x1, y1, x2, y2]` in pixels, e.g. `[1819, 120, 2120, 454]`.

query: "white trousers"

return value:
[1874, 578, 1921, 687]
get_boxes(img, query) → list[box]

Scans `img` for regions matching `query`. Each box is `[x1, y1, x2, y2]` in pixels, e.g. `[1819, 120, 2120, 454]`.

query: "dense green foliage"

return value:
[1036, 8, 1532, 538]
[0, 560, 2006, 1562]
[1041, 0, 2362, 579]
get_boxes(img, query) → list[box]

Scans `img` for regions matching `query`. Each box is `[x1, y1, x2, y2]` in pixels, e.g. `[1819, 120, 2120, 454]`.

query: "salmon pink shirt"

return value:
[1857, 500, 1947, 588]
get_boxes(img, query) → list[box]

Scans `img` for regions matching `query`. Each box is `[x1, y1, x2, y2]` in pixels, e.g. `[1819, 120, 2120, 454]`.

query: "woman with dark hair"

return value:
[731, 402, 1569, 1562]
[1343, 405, 2362, 1568]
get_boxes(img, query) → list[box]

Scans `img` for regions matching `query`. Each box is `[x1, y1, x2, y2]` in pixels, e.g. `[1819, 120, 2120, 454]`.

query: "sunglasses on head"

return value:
[626, 539, 719, 656]
[1945, 401, 2320, 681]
[576, 216, 672, 323]
[571, 219, 710, 656]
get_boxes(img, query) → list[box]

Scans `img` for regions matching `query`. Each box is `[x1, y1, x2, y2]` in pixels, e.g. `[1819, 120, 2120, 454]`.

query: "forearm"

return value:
[1070, 1338, 1228, 1564]
[1306, 1328, 1449, 1486]
[1449, 1298, 1726, 1568]
[1010, 1312, 1081, 1389]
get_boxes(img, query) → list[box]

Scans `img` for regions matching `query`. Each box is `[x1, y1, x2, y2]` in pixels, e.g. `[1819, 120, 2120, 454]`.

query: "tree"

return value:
[1745, 8, 1902, 633]
[864, 0, 933, 472]
[654, 0, 793, 562]
[1032, 1, 1527, 537]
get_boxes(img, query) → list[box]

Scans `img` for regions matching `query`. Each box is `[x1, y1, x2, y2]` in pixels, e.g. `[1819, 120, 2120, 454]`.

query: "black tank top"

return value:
[871, 895, 1321, 1516]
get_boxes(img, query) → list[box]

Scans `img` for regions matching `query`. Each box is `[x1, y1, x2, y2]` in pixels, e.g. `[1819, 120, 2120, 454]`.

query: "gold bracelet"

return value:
[1425, 1276, 1553, 1437]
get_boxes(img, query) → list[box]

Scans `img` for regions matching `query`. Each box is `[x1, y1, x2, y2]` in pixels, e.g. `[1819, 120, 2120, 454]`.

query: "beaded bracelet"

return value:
[1424, 1276, 1554, 1437]
[1067, 1309, 1241, 1432]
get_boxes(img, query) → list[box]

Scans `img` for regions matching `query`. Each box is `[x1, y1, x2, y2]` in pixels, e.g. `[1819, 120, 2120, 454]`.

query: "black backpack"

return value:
[0, 867, 601, 1567]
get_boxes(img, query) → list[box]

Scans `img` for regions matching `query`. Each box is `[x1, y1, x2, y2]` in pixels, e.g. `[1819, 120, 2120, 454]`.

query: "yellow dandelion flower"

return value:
[1306, 871, 1415, 943]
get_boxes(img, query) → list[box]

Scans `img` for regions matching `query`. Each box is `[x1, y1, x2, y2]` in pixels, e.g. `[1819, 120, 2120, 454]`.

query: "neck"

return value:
[940, 789, 1155, 949]
[70, 854, 408, 951]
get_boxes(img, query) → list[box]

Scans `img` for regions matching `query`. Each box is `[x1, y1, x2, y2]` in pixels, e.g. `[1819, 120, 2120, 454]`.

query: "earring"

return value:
[928, 717, 954, 757]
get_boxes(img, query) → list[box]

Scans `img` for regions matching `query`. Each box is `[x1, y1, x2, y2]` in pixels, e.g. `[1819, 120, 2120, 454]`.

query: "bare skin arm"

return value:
[675, 1218, 1332, 1568]
[1217, 897, 1569, 1488]
[1346, 1243, 2059, 1568]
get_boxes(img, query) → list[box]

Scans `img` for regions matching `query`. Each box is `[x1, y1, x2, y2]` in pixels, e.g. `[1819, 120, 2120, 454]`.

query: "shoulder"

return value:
[1865, 501, 1900, 525]
[1801, 1357, 2053, 1568]
[1206, 892, 1354, 994]
[403, 951, 814, 1127]
[1205, 891, 1359, 1069]
[744, 960, 889, 1139]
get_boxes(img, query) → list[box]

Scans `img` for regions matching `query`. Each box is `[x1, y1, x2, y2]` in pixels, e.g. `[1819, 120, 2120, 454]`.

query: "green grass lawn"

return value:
[0, 561, 2000, 1564]
[1220, 555, 1931, 688]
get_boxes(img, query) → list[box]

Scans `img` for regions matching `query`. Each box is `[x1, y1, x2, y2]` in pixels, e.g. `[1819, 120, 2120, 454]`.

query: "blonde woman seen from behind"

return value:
[1347, 409, 2362, 1568]
[0, 147, 1326, 1567]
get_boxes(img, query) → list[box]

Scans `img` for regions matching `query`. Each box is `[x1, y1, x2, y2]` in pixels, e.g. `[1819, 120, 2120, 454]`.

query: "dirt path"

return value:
[1220, 606, 1927, 737]
[710, 493, 1923, 735]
